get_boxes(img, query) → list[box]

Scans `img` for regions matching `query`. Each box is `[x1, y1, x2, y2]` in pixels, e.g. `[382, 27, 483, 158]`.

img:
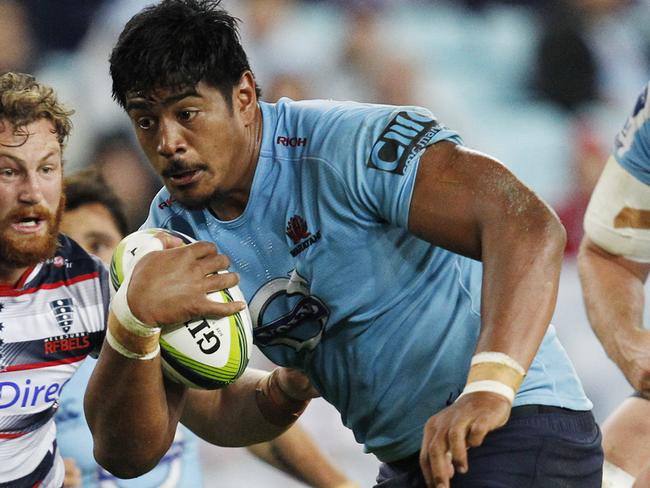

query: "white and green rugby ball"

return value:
[109, 228, 253, 390]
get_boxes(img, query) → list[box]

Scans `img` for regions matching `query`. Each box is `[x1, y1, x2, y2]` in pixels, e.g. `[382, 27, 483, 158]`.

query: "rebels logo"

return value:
[44, 334, 90, 354]
[276, 136, 307, 147]
[50, 298, 74, 333]
[368, 111, 441, 175]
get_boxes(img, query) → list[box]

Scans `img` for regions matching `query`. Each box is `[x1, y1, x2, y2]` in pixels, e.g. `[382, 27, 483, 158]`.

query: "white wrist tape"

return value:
[457, 380, 516, 403]
[111, 271, 161, 337]
[105, 327, 160, 361]
[471, 352, 526, 376]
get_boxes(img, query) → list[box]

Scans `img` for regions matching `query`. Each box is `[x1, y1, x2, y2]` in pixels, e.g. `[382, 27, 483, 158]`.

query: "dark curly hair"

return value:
[110, 0, 261, 110]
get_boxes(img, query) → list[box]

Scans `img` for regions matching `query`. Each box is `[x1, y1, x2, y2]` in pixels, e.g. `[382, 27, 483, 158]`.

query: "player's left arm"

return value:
[179, 367, 318, 447]
[408, 141, 566, 488]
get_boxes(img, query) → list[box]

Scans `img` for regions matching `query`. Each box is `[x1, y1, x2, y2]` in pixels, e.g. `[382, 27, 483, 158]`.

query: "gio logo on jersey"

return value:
[368, 111, 441, 175]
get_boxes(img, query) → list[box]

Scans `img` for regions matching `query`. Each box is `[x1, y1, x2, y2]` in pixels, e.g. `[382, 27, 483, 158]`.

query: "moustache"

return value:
[162, 159, 208, 179]
[4, 205, 53, 223]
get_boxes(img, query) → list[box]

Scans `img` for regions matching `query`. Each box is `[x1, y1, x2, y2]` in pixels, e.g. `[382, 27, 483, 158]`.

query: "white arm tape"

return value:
[470, 352, 526, 376]
[105, 327, 160, 361]
[602, 460, 635, 488]
[456, 380, 515, 403]
[584, 157, 650, 262]
[110, 270, 161, 337]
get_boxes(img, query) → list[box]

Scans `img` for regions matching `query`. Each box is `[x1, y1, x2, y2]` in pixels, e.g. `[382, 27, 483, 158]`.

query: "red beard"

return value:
[0, 194, 65, 267]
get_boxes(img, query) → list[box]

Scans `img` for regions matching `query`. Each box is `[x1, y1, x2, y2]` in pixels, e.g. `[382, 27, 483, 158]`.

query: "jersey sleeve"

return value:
[613, 82, 650, 185]
[323, 104, 462, 228]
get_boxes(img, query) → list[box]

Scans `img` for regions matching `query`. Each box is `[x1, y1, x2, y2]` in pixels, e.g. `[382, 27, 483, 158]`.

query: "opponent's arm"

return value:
[408, 142, 566, 487]
[246, 423, 359, 488]
[578, 237, 650, 394]
[576, 156, 650, 395]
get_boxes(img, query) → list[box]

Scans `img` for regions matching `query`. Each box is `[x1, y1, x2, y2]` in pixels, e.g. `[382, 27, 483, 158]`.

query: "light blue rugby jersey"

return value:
[614, 81, 650, 182]
[144, 98, 591, 462]
[56, 357, 203, 488]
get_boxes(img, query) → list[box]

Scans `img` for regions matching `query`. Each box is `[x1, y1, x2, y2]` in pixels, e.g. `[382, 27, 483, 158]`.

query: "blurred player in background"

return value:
[85, 1, 603, 487]
[57, 170, 360, 487]
[0, 71, 107, 488]
[578, 82, 650, 488]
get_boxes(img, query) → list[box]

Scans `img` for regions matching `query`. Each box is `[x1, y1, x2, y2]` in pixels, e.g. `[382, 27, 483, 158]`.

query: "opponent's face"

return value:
[0, 118, 64, 269]
[126, 78, 258, 213]
[61, 203, 123, 265]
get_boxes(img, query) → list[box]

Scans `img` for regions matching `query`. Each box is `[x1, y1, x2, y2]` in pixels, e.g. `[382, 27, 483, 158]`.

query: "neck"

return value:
[209, 105, 263, 221]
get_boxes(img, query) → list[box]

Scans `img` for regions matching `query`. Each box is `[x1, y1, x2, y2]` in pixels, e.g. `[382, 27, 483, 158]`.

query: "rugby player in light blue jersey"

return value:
[59, 170, 360, 488]
[579, 82, 650, 488]
[85, 1, 603, 487]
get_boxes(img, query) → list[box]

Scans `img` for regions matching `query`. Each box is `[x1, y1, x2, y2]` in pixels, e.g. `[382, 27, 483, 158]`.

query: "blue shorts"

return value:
[374, 406, 603, 488]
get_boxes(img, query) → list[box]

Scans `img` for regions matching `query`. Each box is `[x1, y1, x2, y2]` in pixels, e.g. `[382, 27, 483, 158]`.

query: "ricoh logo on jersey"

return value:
[368, 111, 441, 175]
[0, 378, 66, 409]
[276, 136, 307, 147]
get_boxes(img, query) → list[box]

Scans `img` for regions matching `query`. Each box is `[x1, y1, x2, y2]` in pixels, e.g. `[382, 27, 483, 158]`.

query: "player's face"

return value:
[0, 118, 64, 269]
[61, 203, 123, 265]
[126, 79, 258, 214]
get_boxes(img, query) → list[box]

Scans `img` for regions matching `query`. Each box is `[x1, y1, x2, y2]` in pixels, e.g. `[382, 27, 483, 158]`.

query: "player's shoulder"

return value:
[56, 234, 106, 273]
[144, 187, 201, 238]
[147, 186, 186, 221]
[262, 98, 446, 161]
[16, 235, 108, 295]
[614, 82, 650, 163]
[268, 97, 436, 131]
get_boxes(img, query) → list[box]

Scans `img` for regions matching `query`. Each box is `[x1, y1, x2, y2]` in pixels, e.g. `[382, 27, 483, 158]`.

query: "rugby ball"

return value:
[109, 228, 253, 389]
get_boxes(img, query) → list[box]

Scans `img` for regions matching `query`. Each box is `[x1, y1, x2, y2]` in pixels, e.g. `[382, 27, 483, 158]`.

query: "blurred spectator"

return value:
[22, 0, 107, 55]
[90, 130, 161, 231]
[0, 0, 36, 73]
[532, 0, 649, 113]
[531, 0, 599, 112]
[556, 117, 609, 257]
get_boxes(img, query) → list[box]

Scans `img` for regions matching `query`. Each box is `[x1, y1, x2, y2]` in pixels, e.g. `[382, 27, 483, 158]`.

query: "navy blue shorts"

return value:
[374, 406, 603, 488]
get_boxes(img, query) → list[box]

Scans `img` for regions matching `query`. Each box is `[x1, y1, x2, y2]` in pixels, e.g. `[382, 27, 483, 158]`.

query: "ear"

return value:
[235, 71, 258, 126]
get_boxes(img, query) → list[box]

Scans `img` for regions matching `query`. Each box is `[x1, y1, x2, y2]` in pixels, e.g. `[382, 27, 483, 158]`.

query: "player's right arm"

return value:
[84, 237, 315, 478]
[577, 156, 650, 396]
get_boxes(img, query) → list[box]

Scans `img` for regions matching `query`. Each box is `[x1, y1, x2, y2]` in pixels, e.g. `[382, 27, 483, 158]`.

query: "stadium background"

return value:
[2, 0, 650, 485]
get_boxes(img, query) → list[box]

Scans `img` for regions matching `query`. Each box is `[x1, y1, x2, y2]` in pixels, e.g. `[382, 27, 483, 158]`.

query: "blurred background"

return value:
[3, 0, 650, 485]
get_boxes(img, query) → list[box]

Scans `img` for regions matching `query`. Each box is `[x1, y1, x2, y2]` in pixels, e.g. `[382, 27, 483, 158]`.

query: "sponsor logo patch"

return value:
[44, 333, 90, 354]
[368, 111, 441, 174]
[286, 215, 321, 257]
[158, 196, 175, 209]
[276, 136, 307, 147]
[49, 298, 74, 333]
